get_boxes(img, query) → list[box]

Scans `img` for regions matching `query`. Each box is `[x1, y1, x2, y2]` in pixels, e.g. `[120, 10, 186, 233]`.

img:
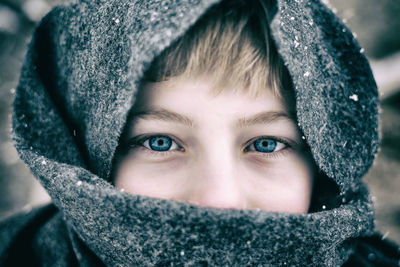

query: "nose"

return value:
[182, 159, 247, 210]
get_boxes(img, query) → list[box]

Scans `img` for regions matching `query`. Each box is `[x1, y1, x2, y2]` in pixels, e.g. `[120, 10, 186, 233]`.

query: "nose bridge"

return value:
[185, 135, 247, 209]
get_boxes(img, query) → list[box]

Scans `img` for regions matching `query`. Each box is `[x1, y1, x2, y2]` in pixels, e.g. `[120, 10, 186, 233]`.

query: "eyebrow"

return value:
[236, 111, 294, 128]
[130, 108, 294, 128]
[130, 108, 195, 127]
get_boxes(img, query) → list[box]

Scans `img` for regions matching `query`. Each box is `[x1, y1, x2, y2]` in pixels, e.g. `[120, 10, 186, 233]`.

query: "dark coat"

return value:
[1, 0, 398, 265]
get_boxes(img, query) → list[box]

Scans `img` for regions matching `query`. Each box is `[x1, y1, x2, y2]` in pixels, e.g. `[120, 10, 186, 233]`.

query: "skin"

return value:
[113, 76, 315, 213]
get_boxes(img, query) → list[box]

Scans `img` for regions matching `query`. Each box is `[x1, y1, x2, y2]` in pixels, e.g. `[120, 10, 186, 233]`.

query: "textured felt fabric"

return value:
[0, 0, 393, 266]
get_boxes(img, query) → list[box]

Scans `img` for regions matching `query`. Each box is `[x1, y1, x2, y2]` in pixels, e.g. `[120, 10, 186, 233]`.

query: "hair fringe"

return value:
[145, 0, 289, 99]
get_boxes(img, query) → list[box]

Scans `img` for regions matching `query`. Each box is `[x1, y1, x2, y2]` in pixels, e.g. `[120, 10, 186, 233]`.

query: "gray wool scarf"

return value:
[8, 0, 379, 265]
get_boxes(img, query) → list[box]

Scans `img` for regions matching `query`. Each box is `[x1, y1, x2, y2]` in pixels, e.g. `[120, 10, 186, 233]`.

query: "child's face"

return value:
[114, 76, 314, 213]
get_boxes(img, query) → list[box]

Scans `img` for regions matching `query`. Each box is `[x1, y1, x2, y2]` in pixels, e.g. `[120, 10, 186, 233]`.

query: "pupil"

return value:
[157, 140, 164, 146]
[261, 141, 268, 147]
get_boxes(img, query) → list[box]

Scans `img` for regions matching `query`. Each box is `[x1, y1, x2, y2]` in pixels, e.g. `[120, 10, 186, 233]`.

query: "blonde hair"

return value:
[145, 0, 291, 99]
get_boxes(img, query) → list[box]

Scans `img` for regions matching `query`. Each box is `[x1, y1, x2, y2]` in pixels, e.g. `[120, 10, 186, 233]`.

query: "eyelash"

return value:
[244, 136, 292, 158]
[128, 134, 184, 157]
[128, 134, 294, 159]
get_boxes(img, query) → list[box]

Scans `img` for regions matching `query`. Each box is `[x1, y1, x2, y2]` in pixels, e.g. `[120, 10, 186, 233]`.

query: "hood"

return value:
[12, 0, 379, 266]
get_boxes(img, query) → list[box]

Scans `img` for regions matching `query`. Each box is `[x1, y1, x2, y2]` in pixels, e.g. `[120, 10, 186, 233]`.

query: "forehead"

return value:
[135, 77, 288, 111]
[139, 74, 297, 120]
[129, 77, 297, 130]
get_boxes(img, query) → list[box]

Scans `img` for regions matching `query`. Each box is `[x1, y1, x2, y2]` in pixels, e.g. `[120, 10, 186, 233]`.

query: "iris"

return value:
[254, 138, 277, 153]
[149, 136, 172, 151]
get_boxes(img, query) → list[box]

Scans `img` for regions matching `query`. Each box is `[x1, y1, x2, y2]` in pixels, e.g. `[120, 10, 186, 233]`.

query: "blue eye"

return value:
[247, 137, 286, 153]
[141, 135, 181, 152]
[148, 136, 172, 151]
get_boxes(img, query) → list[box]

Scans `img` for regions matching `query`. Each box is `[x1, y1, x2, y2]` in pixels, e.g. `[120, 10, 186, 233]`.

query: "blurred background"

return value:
[0, 0, 399, 243]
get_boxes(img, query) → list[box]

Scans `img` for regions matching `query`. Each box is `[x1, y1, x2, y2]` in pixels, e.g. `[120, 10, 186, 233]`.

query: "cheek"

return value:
[113, 155, 188, 199]
[245, 154, 314, 213]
